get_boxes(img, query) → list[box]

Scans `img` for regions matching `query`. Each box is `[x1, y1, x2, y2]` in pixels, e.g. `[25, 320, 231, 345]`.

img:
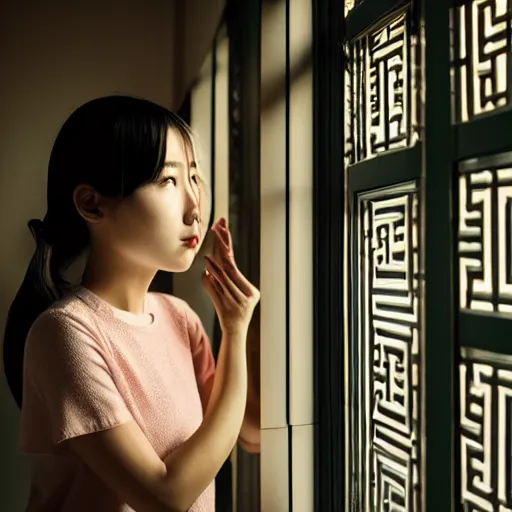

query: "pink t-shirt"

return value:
[19, 286, 216, 511]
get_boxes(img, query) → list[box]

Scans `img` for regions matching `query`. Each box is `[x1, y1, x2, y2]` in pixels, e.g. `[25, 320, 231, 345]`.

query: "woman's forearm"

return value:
[161, 330, 248, 511]
[238, 326, 261, 451]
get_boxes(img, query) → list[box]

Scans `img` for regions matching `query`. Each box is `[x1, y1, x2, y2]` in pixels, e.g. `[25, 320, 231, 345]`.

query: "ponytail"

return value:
[2, 216, 87, 408]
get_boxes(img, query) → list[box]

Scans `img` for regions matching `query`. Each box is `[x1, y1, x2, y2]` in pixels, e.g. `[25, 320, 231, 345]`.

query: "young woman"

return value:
[2, 95, 260, 512]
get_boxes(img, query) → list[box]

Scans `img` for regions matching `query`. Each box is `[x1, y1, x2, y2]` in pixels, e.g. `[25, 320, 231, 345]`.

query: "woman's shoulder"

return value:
[44, 289, 96, 320]
[28, 291, 101, 348]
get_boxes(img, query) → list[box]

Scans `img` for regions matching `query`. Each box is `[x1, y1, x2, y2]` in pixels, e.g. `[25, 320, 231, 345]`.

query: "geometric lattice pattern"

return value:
[450, 0, 512, 123]
[345, 11, 421, 164]
[460, 348, 512, 511]
[353, 183, 422, 511]
[458, 153, 512, 314]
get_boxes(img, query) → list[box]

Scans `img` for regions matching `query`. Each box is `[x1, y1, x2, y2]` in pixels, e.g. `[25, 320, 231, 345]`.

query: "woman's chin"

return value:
[162, 253, 196, 273]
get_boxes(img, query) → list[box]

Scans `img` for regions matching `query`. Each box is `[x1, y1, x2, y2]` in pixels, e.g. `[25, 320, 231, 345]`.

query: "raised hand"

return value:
[202, 218, 260, 335]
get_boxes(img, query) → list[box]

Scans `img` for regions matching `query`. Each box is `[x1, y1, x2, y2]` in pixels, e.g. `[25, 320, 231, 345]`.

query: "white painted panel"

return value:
[260, 0, 288, 430]
[288, 0, 314, 427]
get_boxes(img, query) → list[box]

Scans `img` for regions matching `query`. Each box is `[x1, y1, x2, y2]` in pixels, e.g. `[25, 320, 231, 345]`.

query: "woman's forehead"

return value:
[165, 128, 195, 163]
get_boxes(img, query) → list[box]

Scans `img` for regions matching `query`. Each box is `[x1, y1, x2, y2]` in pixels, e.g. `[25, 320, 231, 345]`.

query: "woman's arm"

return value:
[238, 313, 260, 452]
[197, 314, 260, 453]
[196, 220, 261, 453]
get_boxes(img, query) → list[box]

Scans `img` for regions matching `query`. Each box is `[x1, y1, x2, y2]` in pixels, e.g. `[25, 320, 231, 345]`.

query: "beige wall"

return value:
[0, 0, 179, 509]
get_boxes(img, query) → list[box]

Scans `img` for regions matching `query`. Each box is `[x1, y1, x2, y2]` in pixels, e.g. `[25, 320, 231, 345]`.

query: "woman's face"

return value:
[94, 128, 204, 273]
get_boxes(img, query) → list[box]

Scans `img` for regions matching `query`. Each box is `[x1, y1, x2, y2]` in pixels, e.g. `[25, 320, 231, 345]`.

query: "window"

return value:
[315, 0, 512, 510]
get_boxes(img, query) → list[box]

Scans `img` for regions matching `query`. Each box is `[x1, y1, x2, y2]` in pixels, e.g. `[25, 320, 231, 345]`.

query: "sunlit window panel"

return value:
[345, 11, 421, 164]
[353, 182, 422, 512]
[460, 348, 512, 511]
[344, 0, 360, 16]
[190, 55, 213, 191]
[450, 0, 512, 123]
[458, 152, 512, 314]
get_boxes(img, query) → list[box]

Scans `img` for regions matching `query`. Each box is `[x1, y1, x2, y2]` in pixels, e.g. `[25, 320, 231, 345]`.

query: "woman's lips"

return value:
[184, 236, 198, 248]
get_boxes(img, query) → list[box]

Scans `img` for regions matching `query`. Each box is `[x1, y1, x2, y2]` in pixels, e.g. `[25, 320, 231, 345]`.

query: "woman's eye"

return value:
[163, 177, 177, 186]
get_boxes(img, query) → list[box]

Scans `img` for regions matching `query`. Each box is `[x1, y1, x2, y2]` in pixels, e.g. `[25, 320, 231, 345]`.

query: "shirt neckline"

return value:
[74, 286, 157, 329]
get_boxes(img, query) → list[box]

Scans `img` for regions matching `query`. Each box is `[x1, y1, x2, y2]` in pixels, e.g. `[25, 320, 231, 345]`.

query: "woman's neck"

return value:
[81, 248, 156, 315]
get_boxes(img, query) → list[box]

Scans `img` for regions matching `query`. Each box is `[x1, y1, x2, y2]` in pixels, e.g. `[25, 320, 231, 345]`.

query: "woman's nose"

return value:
[184, 198, 200, 226]
[183, 176, 201, 226]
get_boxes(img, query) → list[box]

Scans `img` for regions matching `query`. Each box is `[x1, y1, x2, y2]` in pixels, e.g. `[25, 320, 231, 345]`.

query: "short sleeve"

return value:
[184, 306, 216, 406]
[20, 310, 133, 453]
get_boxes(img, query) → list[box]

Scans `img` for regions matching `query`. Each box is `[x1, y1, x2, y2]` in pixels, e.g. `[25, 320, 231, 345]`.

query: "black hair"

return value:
[3, 95, 205, 408]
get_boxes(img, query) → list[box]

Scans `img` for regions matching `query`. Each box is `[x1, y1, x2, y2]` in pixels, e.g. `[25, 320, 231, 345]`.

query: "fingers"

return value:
[212, 229, 230, 261]
[213, 219, 234, 258]
[201, 270, 224, 308]
[210, 237, 254, 297]
[218, 223, 233, 256]
[210, 219, 230, 271]
[202, 221, 261, 333]
[204, 255, 246, 305]
[205, 268, 223, 296]
[209, 218, 256, 299]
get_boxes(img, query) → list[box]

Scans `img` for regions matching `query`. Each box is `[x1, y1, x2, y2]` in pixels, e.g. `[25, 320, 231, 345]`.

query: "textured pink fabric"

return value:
[19, 286, 216, 511]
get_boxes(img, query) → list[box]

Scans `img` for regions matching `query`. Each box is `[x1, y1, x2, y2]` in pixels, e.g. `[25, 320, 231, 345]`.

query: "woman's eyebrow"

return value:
[162, 160, 197, 169]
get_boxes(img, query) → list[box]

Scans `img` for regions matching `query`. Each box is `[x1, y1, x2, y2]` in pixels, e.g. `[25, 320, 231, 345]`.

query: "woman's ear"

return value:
[73, 184, 106, 224]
